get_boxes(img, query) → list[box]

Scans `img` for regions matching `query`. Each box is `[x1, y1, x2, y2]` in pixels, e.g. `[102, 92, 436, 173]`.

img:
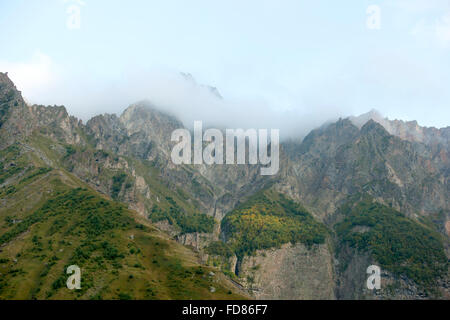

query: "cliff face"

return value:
[0, 72, 33, 147]
[0, 73, 448, 299]
[239, 243, 335, 300]
[335, 245, 436, 300]
[350, 110, 450, 148]
[86, 101, 275, 221]
[283, 118, 448, 220]
[0, 72, 82, 148]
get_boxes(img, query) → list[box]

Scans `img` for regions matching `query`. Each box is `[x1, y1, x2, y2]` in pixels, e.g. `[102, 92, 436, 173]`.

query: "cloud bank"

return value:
[0, 56, 348, 140]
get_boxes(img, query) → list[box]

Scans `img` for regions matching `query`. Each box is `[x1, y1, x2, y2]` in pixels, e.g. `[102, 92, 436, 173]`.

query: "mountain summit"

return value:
[350, 109, 450, 147]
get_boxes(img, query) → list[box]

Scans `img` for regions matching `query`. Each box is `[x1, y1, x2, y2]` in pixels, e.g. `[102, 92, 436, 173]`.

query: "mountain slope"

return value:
[335, 197, 448, 299]
[283, 119, 448, 220]
[0, 141, 246, 300]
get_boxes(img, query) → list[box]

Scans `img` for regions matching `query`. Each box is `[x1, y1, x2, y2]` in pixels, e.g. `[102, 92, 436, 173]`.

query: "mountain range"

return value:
[0, 72, 448, 300]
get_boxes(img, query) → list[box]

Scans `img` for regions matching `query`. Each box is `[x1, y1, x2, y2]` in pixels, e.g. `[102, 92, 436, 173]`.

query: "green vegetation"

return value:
[1, 187, 131, 245]
[222, 190, 328, 259]
[149, 196, 215, 234]
[0, 143, 52, 194]
[0, 144, 25, 184]
[0, 136, 244, 299]
[0, 181, 245, 300]
[111, 173, 127, 199]
[0, 102, 11, 128]
[205, 241, 236, 274]
[18, 167, 52, 184]
[206, 241, 234, 258]
[0, 185, 17, 197]
[335, 198, 448, 288]
[64, 145, 76, 157]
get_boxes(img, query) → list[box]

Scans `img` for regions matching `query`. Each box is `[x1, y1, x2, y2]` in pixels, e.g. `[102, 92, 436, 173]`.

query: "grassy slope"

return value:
[335, 198, 448, 290]
[220, 189, 329, 260]
[0, 143, 246, 300]
[38, 130, 218, 236]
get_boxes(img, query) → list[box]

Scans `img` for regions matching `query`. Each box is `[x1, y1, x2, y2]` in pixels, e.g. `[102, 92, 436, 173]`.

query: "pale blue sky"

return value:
[0, 0, 449, 132]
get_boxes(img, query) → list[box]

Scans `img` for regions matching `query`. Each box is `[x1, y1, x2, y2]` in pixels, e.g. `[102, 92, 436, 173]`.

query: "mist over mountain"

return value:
[9, 66, 448, 144]
[4, 68, 353, 140]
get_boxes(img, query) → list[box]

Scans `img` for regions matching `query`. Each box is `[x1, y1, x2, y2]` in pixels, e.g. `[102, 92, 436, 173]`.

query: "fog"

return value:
[4, 62, 350, 140]
[3, 53, 448, 142]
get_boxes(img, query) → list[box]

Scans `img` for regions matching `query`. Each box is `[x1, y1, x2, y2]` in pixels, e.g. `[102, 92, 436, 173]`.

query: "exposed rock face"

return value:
[86, 102, 182, 160]
[120, 102, 183, 159]
[0, 72, 34, 147]
[85, 113, 127, 153]
[177, 232, 217, 251]
[0, 72, 82, 147]
[335, 245, 440, 300]
[86, 101, 275, 219]
[239, 243, 335, 300]
[30, 104, 82, 144]
[350, 109, 450, 149]
[283, 119, 449, 220]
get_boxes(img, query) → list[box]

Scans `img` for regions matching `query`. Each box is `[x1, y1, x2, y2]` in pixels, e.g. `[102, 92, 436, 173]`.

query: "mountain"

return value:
[284, 117, 448, 219]
[0, 72, 448, 299]
[350, 109, 450, 148]
[0, 73, 246, 300]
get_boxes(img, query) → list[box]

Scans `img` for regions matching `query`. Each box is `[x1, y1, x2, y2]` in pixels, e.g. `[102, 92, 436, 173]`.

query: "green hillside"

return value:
[0, 143, 245, 300]
[221, 190, 328, 260]
[336, 198, 448, 289]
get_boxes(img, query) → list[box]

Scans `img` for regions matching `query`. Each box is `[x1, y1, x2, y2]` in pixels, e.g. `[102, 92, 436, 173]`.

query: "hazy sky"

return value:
[0, 0, 449, 135]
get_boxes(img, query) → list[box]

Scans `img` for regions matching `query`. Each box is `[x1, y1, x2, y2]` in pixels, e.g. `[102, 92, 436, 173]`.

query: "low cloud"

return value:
[1, 49, 447, 139]
[0, 51, 58, 104]
[0, 56, 344, 140]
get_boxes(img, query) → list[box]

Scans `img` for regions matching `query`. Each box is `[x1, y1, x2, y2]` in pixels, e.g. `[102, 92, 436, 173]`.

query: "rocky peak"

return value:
[29, 104, 82, 144]
[119, 101, 184, 155]
[350, 110, 449, 148]
[120, 101, 182, 128]
[87, 113, 122, 133]
[360, 119, 391, 137]
[296, 118, 359, 158]
[0, 72, 21, 97]
[86, 101, 185, 161]
[0, 72, 82, 147]
[0, 72, 26, 116]
[349, 109, 384, 128]
[180, 72, 223, 99]
[0, 72, 34, 147]
[86, 113, 127, 153]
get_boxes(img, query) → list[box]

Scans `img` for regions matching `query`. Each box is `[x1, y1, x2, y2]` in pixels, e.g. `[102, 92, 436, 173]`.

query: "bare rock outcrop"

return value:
[239, 243, 335, 300]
